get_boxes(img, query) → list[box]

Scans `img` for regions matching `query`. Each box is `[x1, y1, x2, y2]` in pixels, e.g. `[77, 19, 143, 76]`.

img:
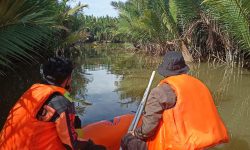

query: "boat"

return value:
[76, 114, 138, 150]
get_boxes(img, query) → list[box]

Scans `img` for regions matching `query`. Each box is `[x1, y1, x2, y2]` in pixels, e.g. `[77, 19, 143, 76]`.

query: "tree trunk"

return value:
[181, 41, 193, 62]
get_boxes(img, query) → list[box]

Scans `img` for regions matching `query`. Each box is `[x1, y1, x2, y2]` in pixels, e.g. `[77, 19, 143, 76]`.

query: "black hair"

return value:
[40, 57, 73, 85]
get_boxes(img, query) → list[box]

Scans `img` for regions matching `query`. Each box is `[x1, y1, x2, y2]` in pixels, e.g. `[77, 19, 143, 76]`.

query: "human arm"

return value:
[41, 94, 107, 150]
[134, 83, 176, 141]
[37, 93, 79, 149]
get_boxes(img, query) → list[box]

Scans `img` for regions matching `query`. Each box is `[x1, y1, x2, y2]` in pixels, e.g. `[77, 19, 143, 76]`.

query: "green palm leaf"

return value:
[172, 0, 202, 24]
[0, 0, 56, 27]
[203, 0, 250, 51]
[66, 4, 88, 16]
[63, 30, 88, 46]
[0, 0, 56, 74]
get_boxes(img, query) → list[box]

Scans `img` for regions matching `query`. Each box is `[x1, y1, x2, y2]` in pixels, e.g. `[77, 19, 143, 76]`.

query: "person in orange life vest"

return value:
[0, 57, 106, 150]
[121, 51, 229, 150]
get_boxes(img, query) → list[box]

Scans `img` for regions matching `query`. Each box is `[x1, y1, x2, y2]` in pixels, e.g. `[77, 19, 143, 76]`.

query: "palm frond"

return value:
[171, 0, 202, 29]
[63, 30, 88, 46]
[0, 24, 51, 61]
[169, 0, 177, 23]
[203, 0, 250, 51]
[0, 0, 56, 27]
[0, 0, 56, 74]
[66, 3, 88, 16]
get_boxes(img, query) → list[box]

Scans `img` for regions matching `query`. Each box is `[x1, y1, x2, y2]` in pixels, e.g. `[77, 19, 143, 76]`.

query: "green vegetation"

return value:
[0, 1, 56, 74]
[1, 0, 250, 75]
[111, 0, 250, 66]
[0, 0, 87, 74]
[0, 0, 121, 75]
[72, 44, 161, 101]
[79, 15, 119, 42]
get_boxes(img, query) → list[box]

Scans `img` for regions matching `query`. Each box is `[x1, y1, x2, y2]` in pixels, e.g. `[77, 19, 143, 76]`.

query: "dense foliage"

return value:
[0, 0, 87, 74]
[79, 15, 119, 42]
[112, 0, 250, 66]
[1, 0, 250, 75]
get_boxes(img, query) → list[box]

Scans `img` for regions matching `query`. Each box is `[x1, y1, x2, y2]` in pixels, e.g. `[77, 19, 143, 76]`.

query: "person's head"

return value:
[40, 57, 73, 90]
[157, 51, 189, 77]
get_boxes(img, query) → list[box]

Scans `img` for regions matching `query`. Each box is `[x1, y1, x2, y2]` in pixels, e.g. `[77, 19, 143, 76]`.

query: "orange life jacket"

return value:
[147, 74, 229, 150]
[0, 84, 69, 150]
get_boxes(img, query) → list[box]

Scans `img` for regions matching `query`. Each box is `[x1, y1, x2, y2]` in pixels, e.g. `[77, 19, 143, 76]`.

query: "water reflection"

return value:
[71, 45, 164, 126]
[190, 64, 250, 149]
[77, 68, 138, 125]
[212, 137, 249, 150]
[73, 44, 250, 149]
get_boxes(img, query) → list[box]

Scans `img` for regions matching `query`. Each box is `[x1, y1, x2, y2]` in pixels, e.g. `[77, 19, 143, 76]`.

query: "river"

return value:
[1, 44, 250, 149]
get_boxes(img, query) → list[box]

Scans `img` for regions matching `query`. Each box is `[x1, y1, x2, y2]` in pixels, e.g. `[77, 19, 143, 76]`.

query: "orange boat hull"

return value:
[76, 114, 136, 150]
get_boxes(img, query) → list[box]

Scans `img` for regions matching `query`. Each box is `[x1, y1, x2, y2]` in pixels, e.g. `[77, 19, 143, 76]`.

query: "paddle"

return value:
[120, 71, 155, 150]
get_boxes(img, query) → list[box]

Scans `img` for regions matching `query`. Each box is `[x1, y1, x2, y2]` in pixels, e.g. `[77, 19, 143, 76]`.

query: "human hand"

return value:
[121, 132, 135, 150]
[128, 131, 135, 136]
[121, 131, 147, 150]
